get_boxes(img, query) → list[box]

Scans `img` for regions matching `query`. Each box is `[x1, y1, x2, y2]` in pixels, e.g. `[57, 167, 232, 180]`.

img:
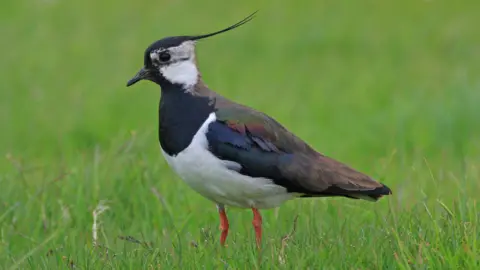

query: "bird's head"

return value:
[127, 12, 256, 89]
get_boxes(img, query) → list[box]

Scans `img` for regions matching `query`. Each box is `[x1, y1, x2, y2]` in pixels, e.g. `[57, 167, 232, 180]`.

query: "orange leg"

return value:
[251, 208, 262, 248]
[218, 205, 229, 246]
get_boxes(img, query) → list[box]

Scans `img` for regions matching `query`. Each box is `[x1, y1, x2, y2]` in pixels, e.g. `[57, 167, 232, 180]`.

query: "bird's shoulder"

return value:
[210, 94, 316, 155]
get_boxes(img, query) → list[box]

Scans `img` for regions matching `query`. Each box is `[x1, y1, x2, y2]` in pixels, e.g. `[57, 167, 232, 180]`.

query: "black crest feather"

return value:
[190, 11, 257, 41]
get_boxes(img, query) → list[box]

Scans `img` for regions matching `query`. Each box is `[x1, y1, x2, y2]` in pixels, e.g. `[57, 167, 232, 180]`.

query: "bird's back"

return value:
[192, 81, 391, 201]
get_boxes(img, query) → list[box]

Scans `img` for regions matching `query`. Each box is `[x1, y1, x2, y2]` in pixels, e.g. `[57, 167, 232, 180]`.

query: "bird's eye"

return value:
[159, 51, 171, 62]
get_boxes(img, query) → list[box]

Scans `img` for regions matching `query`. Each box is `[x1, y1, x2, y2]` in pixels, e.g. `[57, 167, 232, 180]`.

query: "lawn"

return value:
[1, 0, 480, 269]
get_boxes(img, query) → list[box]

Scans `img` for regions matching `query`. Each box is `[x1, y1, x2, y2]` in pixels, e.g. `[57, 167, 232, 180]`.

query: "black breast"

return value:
[158, 84, 214, 156]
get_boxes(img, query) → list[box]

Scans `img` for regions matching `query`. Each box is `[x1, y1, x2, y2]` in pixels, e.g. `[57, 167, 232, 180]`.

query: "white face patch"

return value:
[160, 60, 199, 88]
[150, 41, 199, 88]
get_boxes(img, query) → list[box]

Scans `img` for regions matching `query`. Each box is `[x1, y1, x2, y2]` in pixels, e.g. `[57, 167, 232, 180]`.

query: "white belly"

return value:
[161, 113, 295, 209]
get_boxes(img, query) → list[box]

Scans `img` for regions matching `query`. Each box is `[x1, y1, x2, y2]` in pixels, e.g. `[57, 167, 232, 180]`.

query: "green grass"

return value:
[1, 0, 480, 268]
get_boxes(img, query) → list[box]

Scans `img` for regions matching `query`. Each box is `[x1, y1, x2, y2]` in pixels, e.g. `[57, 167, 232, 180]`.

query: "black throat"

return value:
[158, 81, 215, 156]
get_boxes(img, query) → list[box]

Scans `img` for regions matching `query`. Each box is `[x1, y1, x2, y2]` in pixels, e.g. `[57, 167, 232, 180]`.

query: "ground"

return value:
[1, 0, 480, 269]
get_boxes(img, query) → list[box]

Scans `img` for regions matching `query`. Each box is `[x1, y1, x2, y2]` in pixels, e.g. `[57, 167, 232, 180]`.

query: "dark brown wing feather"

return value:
[279, 153, 391, 200]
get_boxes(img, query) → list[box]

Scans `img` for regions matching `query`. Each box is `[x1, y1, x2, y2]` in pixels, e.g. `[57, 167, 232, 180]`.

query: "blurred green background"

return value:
[1, 0, 479, 269]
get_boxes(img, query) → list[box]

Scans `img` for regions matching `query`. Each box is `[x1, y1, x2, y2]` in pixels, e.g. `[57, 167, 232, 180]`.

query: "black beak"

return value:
[126, 67, 149, 87]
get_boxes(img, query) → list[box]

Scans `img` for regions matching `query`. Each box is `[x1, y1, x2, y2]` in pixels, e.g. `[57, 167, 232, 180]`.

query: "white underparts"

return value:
[161, 113, 294, 209]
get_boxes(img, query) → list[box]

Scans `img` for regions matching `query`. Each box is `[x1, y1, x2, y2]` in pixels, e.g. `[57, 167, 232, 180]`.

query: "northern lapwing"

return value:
[127, 12, 392, 248]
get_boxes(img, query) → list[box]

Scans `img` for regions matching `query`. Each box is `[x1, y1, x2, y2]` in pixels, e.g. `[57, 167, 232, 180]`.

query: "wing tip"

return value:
[364, 183, 392, 201]
[300, 183, 393, 201]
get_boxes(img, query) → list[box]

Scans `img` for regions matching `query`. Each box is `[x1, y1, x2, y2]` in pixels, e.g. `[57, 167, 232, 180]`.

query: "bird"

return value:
[126, 12, 392, 248]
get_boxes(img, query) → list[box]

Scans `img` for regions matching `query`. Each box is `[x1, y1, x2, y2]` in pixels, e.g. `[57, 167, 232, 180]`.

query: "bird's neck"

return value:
[158, 81, 215, 156]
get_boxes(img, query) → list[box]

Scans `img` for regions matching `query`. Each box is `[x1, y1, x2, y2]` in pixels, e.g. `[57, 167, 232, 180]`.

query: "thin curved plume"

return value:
[190, 11, 258, 41]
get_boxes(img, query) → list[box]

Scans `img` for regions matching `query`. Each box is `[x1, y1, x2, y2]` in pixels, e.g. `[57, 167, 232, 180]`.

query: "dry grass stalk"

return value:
[92, 200, 109, 247]
[278, 215, 299, 264]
